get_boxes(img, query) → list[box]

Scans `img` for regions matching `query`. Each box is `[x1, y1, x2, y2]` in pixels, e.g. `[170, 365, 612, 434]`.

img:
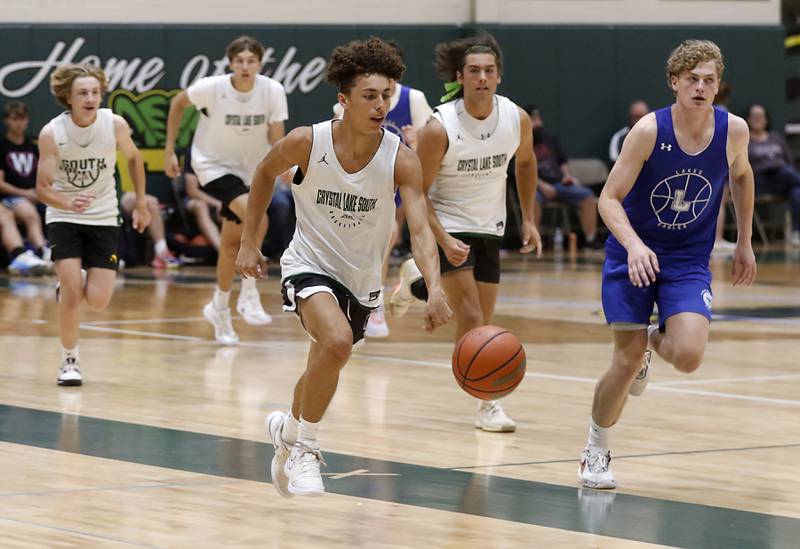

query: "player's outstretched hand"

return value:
[731, 241, 756, 286]
[423, 288, 451, 333]
[627, 241, 660, 288]
[520, 220, 542, 257]
[442, 235, 470, 267]
[236, 243, 268, 279]
[132, 201, 151, 234]
[164, 151, 181, 178]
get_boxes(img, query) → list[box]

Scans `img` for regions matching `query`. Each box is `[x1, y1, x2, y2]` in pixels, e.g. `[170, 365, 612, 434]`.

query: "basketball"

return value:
[452, 325, 526, 400]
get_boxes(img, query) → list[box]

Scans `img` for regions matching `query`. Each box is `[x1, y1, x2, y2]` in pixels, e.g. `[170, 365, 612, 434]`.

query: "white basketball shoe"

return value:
[203, 302, 239, 345]
[266, 411, 293, 498]
[475, 400, 516, 432]
[57, 356, 83, 387]
[236, 289, 273, 325]
[365, 306, 390, 338]
[388, 259, 423, 317]
[579, 446, 616, 489]
[285, 441, 326, 496]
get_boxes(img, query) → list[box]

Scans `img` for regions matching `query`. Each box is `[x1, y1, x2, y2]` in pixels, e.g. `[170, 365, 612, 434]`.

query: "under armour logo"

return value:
[660, 143, 672, 151]
[318, 153, 329, 165]
[480, 133, 491, 140]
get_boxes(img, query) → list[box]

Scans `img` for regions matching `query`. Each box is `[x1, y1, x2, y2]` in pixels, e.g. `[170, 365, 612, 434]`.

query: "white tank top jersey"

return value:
[280, 120, 400, 307]
[428, 95, 521, 237]
[46, 108, 119, 226]
[188, 74, 288, 186]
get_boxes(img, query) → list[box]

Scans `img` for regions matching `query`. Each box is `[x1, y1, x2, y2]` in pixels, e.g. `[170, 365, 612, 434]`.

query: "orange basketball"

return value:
[452, 325, 526, 400]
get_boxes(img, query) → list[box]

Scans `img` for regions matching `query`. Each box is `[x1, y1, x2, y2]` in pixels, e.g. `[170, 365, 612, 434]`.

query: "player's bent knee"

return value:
[672, 351, 703, 374]
[457, 305, 483, 331]
[613, 353, 646, 378]
[317, 332, 353, 365]
[59, 286, 83, 307]
[85, 290, 113, 311]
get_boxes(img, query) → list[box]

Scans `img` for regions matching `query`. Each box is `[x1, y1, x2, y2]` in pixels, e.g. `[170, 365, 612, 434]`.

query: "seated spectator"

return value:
[609, 99, 649, 165]
[120, 191, 183, 268]
[180, 147, 294, 259]
[182, 153, 222, 251]
[0, 202, 49, 275]
[527, 105, 602, 249]
[746, 103, 800, 247]
[0, 101, 52, 263]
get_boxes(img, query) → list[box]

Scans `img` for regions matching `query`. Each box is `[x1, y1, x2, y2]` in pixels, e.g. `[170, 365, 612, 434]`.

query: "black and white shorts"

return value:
[202, 174, 249, 223]
[47, 222, 120, 271]
[281, 273, 373, 345]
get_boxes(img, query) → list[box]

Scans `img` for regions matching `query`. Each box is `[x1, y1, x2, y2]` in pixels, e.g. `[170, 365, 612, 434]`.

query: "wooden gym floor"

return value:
[1, 248, 799, 548]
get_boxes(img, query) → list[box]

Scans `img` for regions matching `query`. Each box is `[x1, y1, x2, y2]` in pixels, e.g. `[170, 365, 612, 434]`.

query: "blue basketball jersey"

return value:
[383, 85, 413, 144]
[606, 106, 729, 261]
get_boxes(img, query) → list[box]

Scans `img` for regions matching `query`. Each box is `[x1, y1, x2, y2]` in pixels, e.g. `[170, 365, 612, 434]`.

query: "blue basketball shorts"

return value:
[601, 256, 713, 328]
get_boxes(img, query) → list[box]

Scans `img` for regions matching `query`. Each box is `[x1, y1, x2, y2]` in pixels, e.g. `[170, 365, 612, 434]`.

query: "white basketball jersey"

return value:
[189, 74, 288, 186]
[46, 108, 119, 226]
[280, 121, 399, 307]
[428, 95, 520, 237]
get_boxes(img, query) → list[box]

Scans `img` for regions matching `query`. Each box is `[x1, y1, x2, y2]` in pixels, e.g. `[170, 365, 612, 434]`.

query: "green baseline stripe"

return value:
[0, 404, 797, 548]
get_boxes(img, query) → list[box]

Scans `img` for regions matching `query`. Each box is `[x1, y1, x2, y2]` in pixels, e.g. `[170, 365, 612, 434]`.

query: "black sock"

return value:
[10, 247, 25, 260]
[410, 279, 428, 301]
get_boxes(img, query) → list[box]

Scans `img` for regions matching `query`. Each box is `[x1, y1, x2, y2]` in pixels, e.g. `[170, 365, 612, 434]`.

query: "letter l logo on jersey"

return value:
[670, 189, 691, 212]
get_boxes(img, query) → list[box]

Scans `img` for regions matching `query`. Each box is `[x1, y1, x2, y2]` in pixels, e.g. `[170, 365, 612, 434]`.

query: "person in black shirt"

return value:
[0, 101, 51, 263]
[527, 105, 601, 249]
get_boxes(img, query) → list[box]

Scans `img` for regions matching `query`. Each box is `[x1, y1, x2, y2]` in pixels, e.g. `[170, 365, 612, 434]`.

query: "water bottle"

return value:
[553, 227, 564, 250]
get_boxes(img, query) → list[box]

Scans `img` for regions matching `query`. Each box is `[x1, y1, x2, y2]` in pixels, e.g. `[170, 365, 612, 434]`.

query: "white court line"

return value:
[648, 386, 800, 407]
[73, 323, 800, 408]
[82, 317, 213, 326]
[79, 325, 206, 341]
[713, 315, 800, 326]
[654, 373, 800, 387]
[82, 315, 291, 326]
[0, 516, 165, 549]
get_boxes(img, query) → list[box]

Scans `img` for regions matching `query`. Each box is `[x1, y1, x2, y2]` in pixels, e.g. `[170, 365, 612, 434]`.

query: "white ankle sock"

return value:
[587, 419, 610, 451]
[154, 239, 168, 256]
[61, 346, 78, 362]
[213, 288, 230, 310]
[298, 417, 319, 446]
[241, 277, 257, 293]
[283, 412, 300, 445]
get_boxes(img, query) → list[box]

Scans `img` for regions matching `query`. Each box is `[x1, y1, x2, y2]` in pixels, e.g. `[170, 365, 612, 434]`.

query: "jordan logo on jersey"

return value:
[60, 157, 107, 188]
[318, 153, 329, 166]
[650, 169, 711, 230]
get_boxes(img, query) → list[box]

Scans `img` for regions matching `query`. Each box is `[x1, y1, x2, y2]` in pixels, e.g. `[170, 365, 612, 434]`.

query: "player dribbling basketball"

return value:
[390, 32, 541, 432]
[236, 37, 450, 497]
